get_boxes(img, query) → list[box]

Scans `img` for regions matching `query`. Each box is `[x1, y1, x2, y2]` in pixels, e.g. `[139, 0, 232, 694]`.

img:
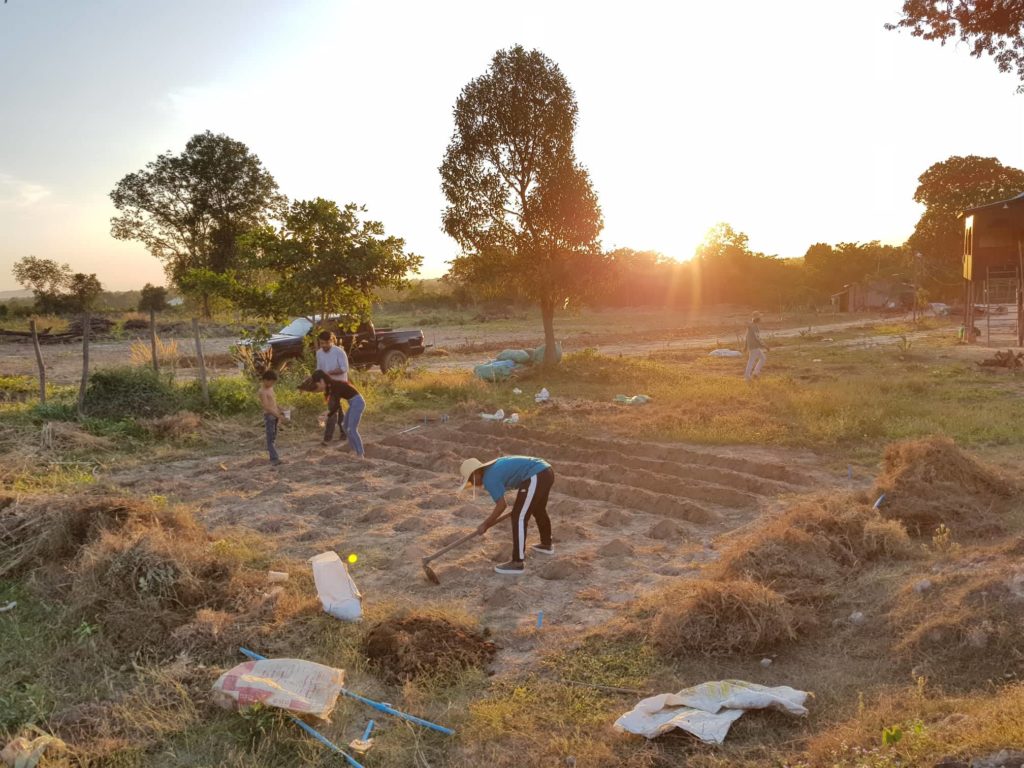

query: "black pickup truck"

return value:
[239, 316, 426, 373]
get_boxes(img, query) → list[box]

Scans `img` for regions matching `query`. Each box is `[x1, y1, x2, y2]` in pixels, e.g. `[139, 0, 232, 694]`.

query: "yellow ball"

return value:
[347, 553, 358, 564]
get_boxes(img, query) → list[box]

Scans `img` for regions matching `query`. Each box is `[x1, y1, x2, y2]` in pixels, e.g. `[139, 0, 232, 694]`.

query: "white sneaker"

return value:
[530, 544, 555, 556]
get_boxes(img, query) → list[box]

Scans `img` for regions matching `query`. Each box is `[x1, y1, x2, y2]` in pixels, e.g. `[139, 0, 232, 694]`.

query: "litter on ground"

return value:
[1, 732, 66, 768]
[614, 680, 809, 744]
[480, 409, 505, 421]
[503, 413, 520, 424]
[535, 388, 550, 403]
[512, 387, 523, 394]
[211, 657, 346, 719]
[0, 601, 16, 613]
[614, 394, 651, 405]
[310, 551, 362, 621]
[709, 349, 742, 357]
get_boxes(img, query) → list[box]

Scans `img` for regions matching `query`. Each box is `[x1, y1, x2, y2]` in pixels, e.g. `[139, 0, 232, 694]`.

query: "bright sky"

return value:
[2, 0, 1024, 291]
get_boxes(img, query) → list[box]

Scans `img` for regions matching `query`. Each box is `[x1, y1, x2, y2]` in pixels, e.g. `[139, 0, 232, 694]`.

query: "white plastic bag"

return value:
[211, 658, 345, 719]
[479, 408, 505, 421]
[310, 551, 362, 621]
[535, 388, 550, 403]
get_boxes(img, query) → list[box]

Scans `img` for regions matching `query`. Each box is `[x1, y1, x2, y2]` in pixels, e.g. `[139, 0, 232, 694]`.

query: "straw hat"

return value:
[458, 457, 498, 494]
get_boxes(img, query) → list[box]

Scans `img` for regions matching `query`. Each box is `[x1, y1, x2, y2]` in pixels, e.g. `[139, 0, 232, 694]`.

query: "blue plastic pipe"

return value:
[236, 647, 363, 768]
[239, 648, 455, 736]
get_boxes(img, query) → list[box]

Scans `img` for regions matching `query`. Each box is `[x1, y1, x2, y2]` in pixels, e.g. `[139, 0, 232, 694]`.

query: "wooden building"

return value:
[962, 193, 1024, 346]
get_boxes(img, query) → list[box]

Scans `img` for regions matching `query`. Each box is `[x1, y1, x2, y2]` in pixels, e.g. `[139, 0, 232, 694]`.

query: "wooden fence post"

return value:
[192, 318, 209, 406]
[78, 312, 90, 415]
[30, 318, 45, 404]
[149, 307, 159, 372]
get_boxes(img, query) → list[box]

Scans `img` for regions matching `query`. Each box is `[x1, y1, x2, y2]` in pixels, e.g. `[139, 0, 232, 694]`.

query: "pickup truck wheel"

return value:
[380, 349, 408, 373]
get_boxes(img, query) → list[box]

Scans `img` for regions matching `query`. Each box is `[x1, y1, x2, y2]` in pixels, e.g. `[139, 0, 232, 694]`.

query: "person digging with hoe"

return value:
[459, 456, 555, 575]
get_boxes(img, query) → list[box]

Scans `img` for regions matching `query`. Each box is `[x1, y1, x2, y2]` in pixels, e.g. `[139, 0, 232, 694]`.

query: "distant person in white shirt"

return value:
[316, 331, 349, 382]
[315, 331, 349, 440]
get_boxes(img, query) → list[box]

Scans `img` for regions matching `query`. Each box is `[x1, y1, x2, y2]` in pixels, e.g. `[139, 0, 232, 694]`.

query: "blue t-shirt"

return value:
[482, 456, 551, 503]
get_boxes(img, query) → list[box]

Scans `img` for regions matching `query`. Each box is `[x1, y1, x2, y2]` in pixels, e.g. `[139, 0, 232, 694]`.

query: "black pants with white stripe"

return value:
[510, 468, 554, 562]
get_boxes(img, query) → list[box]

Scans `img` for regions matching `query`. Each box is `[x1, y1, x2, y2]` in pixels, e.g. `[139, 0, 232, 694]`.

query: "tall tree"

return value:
[440, 45, 605, 364]
[908, 155, 1024, 285]
[12, 255, 70, 312]
[238, 197, 421, 322]
[887, 1, 1024, 89]
[110, 131, 285, 315]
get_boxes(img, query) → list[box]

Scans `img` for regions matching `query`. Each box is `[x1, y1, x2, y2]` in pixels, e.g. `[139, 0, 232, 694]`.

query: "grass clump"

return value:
[888, 538, 1024, 684]
[714, 494, 914, 603]
[873, 436, 1018, 536]
[83, 367, 180, 419]
[650, 579, 796, 657]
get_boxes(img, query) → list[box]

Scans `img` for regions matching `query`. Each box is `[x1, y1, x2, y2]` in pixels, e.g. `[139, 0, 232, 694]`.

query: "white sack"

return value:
[615, 680, 809, 744]
[310, 551, 362, 621]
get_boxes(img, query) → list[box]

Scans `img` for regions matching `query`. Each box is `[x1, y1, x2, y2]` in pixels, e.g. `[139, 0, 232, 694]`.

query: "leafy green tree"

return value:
[138, 283, 169, 312]
[887, 1, 1024, 89]
[238, 197, 421, 322]
[110, 131, 285, 315]
[908, 155, 1024, 286]
[65, 273, 103, 313]
[440, 45, 606, 365]
[12, 255, 70, 312]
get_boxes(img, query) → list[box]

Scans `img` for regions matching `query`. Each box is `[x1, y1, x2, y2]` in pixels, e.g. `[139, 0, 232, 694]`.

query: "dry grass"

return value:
[873, 436, 1018, 536]
[650, 579, 796, 657]
[142, 410, 203, 439]
[714, 494, 915, 603]
[888, 537, 1024, 684]
[129, 336, 181, 367]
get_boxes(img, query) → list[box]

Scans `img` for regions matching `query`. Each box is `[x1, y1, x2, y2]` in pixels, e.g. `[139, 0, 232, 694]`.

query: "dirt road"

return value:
[0, 313, 954, 385]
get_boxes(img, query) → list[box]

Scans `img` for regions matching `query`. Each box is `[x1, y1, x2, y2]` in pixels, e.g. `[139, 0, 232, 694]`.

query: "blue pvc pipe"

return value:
[239, 648, 455, 736]
[362, 720, 375, 741]
[873, 494, 885, 509]
[237, 648, 363, 768]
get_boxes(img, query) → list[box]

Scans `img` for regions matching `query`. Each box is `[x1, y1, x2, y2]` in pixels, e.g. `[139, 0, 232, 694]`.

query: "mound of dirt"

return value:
[393, 516, 428, 532]
[651, 579, 796, 657]
[873, 437, 1017, 535]
[648, 520, 682, 540]
[598, 539, 634, 557]
[714, 495, 913, 603]
[538, 559, 585, 580]
[452, 503, 483, 519]
[890, 543, 1024, 682]
[362, 615, 496, 683]
[597, 508, 631, 527]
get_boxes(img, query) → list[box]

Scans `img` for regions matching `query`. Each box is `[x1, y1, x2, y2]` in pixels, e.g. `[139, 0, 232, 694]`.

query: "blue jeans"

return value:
[264, 413, 280, 462]
[343, 395, 365, 457]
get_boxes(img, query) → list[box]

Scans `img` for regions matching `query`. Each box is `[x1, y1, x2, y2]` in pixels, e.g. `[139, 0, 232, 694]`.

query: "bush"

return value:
[82, 368, 180, 419]
[30, 401, 78, 422]
[181, 376, 256, 416]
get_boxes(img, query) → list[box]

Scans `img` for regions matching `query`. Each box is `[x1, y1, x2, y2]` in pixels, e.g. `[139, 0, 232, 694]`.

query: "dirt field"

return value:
[112, 419, 833, 672]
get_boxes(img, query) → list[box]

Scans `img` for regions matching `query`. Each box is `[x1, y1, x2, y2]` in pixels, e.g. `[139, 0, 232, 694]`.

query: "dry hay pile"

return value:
[142, 411, 203, 439]
[873, 437, 1017, 536]
[0, 494, 296, 658]
[714, 495, 913, 603]
[362, 614, 497, 683]
[889, 537, 1024, 682]
[650, 579, 796, 657]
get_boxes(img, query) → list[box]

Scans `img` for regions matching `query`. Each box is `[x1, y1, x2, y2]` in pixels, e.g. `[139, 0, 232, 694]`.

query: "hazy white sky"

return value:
[2, 0, 1024, 291]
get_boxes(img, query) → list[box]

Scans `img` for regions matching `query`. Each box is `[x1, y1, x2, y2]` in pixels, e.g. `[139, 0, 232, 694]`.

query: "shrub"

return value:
[82, 368, 179, 419]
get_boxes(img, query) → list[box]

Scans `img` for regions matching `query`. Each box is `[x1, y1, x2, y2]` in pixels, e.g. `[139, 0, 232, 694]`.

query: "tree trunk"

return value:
[192, 318, 209, 406]
[149, 307, 159, 372]
[78, 312, 90, 416]
[30, 318, 46, 404]
[540, 298, 557, 366]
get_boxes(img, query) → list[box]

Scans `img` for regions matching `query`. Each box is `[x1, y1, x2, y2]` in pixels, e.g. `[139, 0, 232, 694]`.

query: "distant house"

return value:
[830, 280, 914, 312]
[167, 297, 185, 307]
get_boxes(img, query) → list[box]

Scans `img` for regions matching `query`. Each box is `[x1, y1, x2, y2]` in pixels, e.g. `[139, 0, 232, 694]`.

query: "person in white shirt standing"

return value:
[315, 331, 350, 441]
